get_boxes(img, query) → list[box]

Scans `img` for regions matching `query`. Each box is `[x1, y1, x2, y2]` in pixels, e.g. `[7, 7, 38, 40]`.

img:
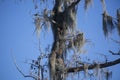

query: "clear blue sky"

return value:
[0, 0, 120, 80]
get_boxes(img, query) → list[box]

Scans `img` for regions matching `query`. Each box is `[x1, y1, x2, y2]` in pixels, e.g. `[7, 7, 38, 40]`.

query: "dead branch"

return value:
[11, 52, 37, 80]
[67, 58, 120, 73]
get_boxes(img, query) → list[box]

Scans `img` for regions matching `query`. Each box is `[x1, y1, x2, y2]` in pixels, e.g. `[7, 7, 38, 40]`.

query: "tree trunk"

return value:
[49, 16, 66, 80]
[49, 0, 81, 80]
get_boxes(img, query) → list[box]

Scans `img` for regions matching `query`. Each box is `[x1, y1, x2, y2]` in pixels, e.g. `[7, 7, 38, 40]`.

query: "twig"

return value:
[11, 50, 37, 80]
[110, 38, 120, 45]
[109, 50, 120, 56]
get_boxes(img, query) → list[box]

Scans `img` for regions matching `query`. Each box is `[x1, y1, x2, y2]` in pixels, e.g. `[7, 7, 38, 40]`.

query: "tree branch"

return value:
[67, 58, 120, 73]
[11, 52, 37, 80]
[70, 0, 81, 8]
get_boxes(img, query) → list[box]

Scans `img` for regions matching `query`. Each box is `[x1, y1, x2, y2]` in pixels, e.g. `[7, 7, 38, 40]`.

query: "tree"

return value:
[14, 0, 120, 80]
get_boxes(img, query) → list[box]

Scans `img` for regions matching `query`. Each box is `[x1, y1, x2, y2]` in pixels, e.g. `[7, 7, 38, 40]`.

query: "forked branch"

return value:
[11, 53, 37, 80]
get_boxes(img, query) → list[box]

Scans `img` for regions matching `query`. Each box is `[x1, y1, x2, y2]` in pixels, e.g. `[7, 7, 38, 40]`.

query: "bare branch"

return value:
[11, 52, 37, 80]
[109, 50, 120, 56]
[110, 38, 120, 45]
[67, 58, 120, 73]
